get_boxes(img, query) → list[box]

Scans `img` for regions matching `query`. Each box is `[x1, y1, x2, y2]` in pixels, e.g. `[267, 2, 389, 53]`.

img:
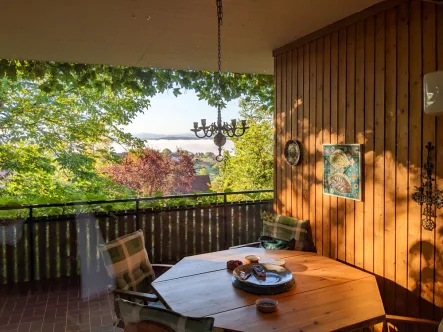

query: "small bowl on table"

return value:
[255, 298, 278, 313]
[245, 255, 260, 264]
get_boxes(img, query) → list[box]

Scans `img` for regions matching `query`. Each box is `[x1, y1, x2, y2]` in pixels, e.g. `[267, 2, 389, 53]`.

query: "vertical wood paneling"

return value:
[246, 204, 254, 244]
[421, 2, 437, 322]
[171, 211, 179, 261]
[224, 204, 233, 249]
[286, 52, 292, 217]
[436, 4, 443, 320]
[274, 57, 278, 214]
[395, 1, 409, 320]
[355, 20, 365, 269]
[346, 23, 356, 265]
[240, 204, 247, 246]
[315, 37, 324, 255]
[179, 210, 187, 259]
[309, 41, 317, 246]
[281, 52, 288, 215]
[275, 55, 282, 214]
[296, 47, 304, 221]
[291, 49, 298, 219]
[153, 212, 162, 261]
[364, 15, 375, 274]
[303, 45, 310, 223]
[384, 7, 397, 315]
[323, 35, 331, 258]
[203, 207, 210, 253]
[338, 28, 347, 262]
[374, 10, 386, 302]
[330, 31, 339, 260]
[273, 0, 443, 324]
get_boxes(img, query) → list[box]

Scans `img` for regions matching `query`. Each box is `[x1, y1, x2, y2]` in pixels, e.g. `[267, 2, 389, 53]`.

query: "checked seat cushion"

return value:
[99, 230, 155, 292]
[260, 211, 314, 252]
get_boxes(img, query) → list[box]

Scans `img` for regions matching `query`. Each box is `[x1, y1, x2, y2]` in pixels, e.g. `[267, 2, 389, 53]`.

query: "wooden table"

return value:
[152, 248, 385, 331]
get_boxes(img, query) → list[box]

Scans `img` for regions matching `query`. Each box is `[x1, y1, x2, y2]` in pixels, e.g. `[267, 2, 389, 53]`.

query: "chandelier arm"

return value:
[193, 130, 209, 139]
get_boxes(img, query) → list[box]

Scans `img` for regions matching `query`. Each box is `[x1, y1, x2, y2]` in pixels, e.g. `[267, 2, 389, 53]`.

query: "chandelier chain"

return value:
[217, 0, 223, 127]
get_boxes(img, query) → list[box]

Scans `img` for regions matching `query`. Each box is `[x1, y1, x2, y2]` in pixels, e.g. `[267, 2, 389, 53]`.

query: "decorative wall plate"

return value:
[284, 140, 302, 166]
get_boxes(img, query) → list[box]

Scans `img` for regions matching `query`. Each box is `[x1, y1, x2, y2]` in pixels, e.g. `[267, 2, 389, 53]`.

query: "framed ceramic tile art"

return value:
[323, 144, 362, 201]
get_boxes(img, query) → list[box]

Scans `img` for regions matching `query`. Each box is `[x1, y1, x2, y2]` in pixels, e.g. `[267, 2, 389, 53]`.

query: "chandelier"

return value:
[190, 0, 248, 162]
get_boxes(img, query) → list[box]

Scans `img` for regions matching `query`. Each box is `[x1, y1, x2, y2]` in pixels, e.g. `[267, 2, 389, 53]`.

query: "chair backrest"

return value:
[260, 211, 316, 252]
[99, 230, 156, 293]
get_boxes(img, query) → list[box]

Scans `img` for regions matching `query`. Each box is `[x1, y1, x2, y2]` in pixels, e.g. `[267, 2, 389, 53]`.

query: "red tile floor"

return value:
[0, 276, 123, 332]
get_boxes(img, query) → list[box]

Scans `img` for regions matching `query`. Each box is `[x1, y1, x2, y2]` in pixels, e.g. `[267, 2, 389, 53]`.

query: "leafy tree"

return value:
[0, 143, 135, 204]
[102, 148, 195, 196]
[162, 148, 172, 155]
[0, 60, 273, 110]
[212, 99, 274, 191]
[0, 59, 273, 204]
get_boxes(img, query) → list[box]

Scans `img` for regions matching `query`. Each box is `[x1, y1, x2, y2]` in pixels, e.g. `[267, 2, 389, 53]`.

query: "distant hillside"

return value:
[133, 132, 211, 140]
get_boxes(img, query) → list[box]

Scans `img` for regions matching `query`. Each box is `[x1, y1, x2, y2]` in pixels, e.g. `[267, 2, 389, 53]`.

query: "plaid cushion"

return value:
[99, 230, 155, 292]
[117, 299, 214, 332]
[261, 211, 308, 243]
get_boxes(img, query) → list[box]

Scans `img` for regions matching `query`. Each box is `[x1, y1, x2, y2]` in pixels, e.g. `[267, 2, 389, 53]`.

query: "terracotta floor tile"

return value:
[0, 276, 116, 332]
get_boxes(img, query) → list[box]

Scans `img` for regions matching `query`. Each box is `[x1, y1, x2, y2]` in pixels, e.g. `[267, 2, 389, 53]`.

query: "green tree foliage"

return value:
[162, 148, 172, 155]
[212, 99, 274, 191]
[0, 60, 273, 110]
[0, 59, 273, 204]
[0, 143, 135, 205]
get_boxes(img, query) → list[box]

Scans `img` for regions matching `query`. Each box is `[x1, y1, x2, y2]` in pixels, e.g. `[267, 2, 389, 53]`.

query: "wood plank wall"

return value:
[273, 0, 443, 325]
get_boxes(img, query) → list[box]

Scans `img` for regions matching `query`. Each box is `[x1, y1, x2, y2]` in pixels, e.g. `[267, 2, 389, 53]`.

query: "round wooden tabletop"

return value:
[152, 247, 385, 332]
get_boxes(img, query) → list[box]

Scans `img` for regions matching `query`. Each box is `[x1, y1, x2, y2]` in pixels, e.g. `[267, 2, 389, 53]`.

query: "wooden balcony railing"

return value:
[0, 190, 273, 284]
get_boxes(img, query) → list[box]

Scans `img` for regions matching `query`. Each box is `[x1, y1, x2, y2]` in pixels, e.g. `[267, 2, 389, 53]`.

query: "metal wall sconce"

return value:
[424, 71, 443, 116]
[412, 142, 443, 231]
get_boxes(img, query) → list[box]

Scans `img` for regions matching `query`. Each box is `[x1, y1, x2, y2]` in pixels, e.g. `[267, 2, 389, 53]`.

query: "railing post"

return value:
[28, 207, 34, 282]
[135, 199, 140, 231]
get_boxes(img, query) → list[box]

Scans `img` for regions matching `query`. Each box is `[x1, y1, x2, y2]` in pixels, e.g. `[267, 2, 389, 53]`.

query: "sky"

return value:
[124, 90, 242, 135]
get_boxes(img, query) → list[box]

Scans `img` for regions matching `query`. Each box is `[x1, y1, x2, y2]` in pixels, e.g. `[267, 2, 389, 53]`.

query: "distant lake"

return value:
[114, 139, 234, 154]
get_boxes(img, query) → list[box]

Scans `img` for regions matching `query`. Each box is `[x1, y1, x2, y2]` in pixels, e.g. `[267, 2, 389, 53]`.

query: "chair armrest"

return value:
[229, 242, 260, 249]
[385, 315, 440, 326]
[152, 264, 173, 277]
[113, 289, 159, 302]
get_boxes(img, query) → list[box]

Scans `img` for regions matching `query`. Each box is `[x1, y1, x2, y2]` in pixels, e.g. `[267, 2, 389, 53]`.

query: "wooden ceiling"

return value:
[0, 0, 384, 74]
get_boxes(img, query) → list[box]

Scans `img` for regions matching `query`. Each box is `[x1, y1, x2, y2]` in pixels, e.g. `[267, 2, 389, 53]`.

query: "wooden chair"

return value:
[98, 230, 174, 327]
[385, 315, 443, 331]
[111, 264, 173, 305]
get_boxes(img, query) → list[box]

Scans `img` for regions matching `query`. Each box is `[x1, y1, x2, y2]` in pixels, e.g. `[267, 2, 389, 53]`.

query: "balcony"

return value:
[0, 190, 272, 332]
